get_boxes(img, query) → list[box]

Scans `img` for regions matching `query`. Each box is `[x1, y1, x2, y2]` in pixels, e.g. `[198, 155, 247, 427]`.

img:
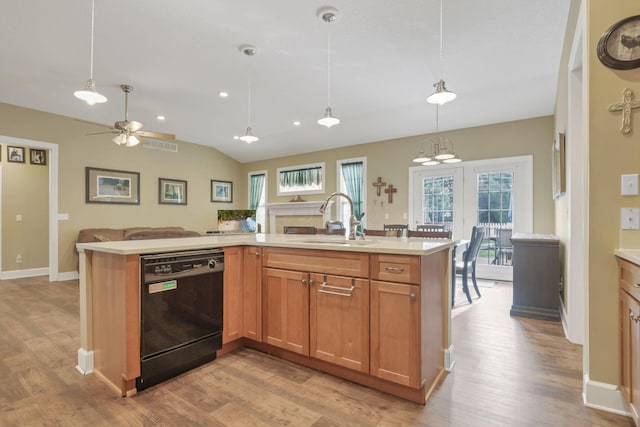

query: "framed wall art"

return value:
[552, 133, 566, 199]
[211, 179, 233, 203]
[30, 149, 46, 165]
[8, 146, 25, 163]
[159, 177, 187, 205]
[86, 167, 140, 205]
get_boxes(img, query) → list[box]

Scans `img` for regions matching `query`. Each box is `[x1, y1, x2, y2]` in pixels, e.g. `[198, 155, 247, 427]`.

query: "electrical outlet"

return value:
[16, 214, 22, 222]
[16, 254, 22, 263]
[622, 174, 639, 196]
[384, 213, 390, 219]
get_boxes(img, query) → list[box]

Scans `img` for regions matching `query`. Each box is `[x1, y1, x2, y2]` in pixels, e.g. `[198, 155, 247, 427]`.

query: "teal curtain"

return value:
[341, 162, 364, 226]
[279, 167, 322, 188]
[249, 173, 265, 210]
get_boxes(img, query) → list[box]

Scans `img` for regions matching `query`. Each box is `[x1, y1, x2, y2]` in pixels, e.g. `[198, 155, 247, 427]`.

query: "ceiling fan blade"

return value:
[115, 120, 144, 132]
[86, 130, 118, 136]
[136, 130, 176, 140]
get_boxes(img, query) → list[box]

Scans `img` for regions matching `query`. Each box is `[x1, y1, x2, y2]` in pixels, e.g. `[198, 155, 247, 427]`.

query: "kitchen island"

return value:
[76, 234, 455, 404]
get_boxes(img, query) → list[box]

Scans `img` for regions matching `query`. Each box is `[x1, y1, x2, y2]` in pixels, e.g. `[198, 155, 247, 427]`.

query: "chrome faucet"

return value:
[319, 192, 360, 240]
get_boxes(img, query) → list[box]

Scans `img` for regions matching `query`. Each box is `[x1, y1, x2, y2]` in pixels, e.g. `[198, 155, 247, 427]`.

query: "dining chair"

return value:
[363, 228, 401, 237]
[496, 228, 513, 265]
[383, 224, 408, 237]
[407, 230, 452, 239]
[453, 226, 485, 305]
[416, 224, 446, 232]
[283, 226, 317, 235]
[316, 228, 345, 235]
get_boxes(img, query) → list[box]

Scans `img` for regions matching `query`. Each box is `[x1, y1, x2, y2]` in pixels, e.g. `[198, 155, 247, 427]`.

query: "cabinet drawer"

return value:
[619, 258, 640, 301]
[370, 254, 421, 285]
[263, 248, 369, 277]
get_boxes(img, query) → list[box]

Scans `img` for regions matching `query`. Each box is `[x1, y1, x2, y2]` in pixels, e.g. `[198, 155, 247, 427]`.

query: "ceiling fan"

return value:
[90, 84, 176, 147]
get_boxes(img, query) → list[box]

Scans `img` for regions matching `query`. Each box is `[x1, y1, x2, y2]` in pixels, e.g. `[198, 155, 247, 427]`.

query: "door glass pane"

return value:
[476, 171, 513, 266]
[421, 175, 454, 230]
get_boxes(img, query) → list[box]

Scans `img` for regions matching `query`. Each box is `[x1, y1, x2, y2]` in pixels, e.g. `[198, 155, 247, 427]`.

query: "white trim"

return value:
[76, 348, 94, 375]
[444, 344, 455, 372]
[0, 135, 59, 282]
[1, 267, 49, 280]
[266, 201, 333, 233]
[583, 374, 630, 417]
[58, 271, 80, 282]
[276, 162, 326, 196]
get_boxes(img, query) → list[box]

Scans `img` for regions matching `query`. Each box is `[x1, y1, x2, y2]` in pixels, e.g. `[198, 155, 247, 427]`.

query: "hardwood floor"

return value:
[0, 276, 632, 426]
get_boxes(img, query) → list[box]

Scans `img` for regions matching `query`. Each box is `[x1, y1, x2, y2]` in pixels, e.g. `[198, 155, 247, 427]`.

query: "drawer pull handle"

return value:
[385, 266, 405, 273]
[318, 276, 355, 297]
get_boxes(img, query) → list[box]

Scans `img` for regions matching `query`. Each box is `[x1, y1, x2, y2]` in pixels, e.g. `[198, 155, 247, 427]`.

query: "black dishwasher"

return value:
[137, 249, 223, 391]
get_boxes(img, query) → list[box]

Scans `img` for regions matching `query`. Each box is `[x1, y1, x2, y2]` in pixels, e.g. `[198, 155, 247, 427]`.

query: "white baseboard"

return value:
[1, 267, 49, 280]
[444, 344, 455, 372]
[76, 348, 94, 375]
[583, 374, 630, 417]
[57, 271, 79, 282]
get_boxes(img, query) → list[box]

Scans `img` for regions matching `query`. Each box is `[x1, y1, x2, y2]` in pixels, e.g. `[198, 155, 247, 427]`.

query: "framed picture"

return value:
[30, 149, 47, 165]
[86, 167, 140, 205]
[7, 146, 25, 163]
[552, 133, 566, 199]
[211, 179, 233, 203]
[159, 177, 187, 205]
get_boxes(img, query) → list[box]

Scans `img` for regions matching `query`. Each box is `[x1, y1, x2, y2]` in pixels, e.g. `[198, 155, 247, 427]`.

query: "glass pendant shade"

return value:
[317, 107, 340, 128]
[443, 157, 462, 163]
[239, 126, 259, 143]
[422, 160, 440, 166]
[412, 151, 431, 163]
[112, 133, 139, 147]
[427, 80, 456, 105]
[74, 79, 107, 105]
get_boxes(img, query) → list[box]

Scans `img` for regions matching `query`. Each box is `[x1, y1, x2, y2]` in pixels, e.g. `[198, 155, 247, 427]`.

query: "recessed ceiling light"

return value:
[156, 115, 166, 121]
[293, 121, 301, 126]
[218, 91, 229, 98]
[233, 135, 240, 140]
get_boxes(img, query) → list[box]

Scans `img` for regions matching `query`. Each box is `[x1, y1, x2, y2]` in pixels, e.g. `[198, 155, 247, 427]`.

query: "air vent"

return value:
[142, 140, 178, 153]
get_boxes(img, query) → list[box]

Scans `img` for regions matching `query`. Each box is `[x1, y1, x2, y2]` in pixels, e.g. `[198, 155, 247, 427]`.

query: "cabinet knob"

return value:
[254, 252, 261, 257]
[409, 293, 416, 301]
[301, 278, 307, 285]
[309, 279, 315, 286]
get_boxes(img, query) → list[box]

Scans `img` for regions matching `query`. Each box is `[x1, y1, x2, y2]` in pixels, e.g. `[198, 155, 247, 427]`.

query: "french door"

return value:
[409, 156, 533, 281]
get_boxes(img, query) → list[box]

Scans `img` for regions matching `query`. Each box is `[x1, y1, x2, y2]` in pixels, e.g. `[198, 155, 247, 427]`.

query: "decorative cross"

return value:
[608, 88, 640, 135]
[372, 176, 387, 197]
[384, 184, 397, 204]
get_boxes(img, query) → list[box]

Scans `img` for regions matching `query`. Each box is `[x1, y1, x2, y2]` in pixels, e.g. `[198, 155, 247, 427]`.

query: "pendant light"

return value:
[317, 7, 340, 128]
[74, 0, 107, 105]
[412, 144, 431, 163]
[239, 45, 258, 143]
[422, 105, 461, 165]
[427, 0, 456, 105]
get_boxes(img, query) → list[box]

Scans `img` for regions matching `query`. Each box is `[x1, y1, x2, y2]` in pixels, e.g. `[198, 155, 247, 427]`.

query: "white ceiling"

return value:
[0, 0, 571, 163]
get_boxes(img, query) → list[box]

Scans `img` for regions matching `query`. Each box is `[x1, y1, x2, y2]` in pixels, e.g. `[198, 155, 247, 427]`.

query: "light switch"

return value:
[57, 213, 69, 221]
[16, 214, 22, 222]
[621, 208, 640, 229]
[622, 174, 639, 196]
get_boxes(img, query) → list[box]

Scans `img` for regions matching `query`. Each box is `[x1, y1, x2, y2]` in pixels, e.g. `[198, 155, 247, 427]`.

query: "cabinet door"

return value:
[242, 246, 262, 342]
[262, 268, 309, 355]
[223, 247, 243, 344]
[370, 280, 421, 388]
[621, 289, 640, 423]
[309, 273, 369, 373]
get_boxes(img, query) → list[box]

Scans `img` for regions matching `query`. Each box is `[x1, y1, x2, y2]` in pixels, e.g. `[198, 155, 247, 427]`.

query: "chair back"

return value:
[416, 224, 446, 232]
[383, 224, 408, 237]
[464, 226, 486, 263]
[316, 228, 345, 235]
[364, 228, 401, 237]
[283, 226, 317, 235]
[497, 228, 513, 249]
[407, 230, 452, 239]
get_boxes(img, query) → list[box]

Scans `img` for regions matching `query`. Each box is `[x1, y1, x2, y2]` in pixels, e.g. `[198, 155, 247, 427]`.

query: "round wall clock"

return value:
[597, 15, 640, 70]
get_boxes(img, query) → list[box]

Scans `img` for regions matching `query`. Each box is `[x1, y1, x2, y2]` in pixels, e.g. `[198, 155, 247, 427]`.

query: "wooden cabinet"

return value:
[370, 280, 420, 387]
[510, 234, 561, 321]
[262, 248, 370, 372]
[618, 257, 640, 425]
[310, 273, 369, 373]
[223, 247, 243, 344]
[242, 246, 262, 342]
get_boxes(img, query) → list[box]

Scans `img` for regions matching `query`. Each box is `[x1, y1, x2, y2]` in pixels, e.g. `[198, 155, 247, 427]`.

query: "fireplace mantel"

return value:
[267, 201, 333, 233]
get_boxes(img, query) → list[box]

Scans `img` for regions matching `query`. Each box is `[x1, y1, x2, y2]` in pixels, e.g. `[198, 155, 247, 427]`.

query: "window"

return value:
[477, 172, 513, 225]
[337, 157, 366, 231]
[421, 175, 454, 226]
[248, 170, 267, 233]
[277, 162, 325, 196]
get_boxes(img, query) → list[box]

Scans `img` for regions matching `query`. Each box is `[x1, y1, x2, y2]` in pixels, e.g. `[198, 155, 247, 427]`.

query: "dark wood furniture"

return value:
[510, 233, 561, 321]
[363, 228, 401, 237]
[407, 230, 452, 239]
[283, 226, 317, 234]
[383, 224, 408, 237]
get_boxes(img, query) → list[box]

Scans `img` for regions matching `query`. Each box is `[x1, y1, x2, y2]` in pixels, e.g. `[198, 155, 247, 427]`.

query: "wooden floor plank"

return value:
[0, 277, 633, 426]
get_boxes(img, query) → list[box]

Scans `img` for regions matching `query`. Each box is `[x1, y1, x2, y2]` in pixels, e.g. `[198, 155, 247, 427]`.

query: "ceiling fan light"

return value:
[125, 135, 140, 147]
[317, 107, 340, 128]
[427, 80, 456, 105]
[112, 133, 127, 146]
[239, 127, 259, 143]
[74, 80, 107, 105]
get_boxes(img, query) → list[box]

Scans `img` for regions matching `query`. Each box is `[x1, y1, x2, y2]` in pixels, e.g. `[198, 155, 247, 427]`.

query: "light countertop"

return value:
[76, 233, 454, 256]
[615, 249, 640, 265]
